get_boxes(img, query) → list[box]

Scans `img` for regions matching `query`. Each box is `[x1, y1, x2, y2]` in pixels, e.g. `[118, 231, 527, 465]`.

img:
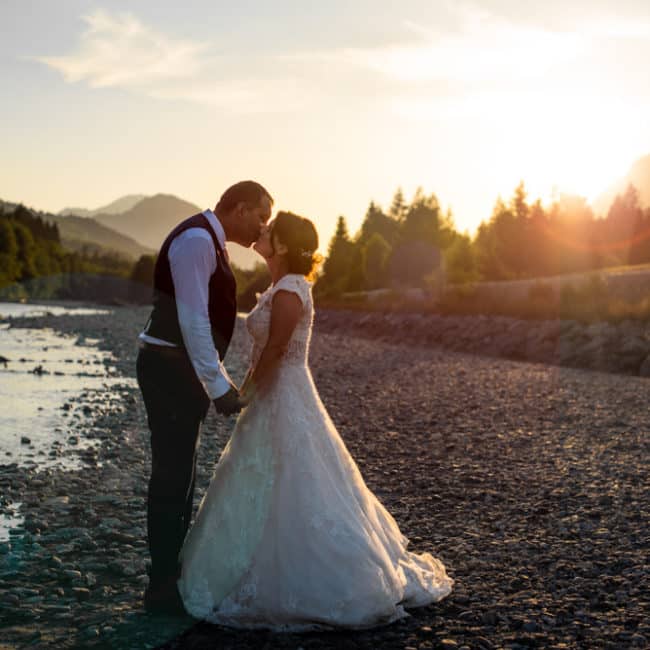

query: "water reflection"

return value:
[0, 502, 23, 544]
[0, 302, 109, 319]
[0, 326, 132, 471]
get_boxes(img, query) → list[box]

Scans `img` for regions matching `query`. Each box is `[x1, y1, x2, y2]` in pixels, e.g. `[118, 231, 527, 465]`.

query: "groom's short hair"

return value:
[217, 181, 273, 214]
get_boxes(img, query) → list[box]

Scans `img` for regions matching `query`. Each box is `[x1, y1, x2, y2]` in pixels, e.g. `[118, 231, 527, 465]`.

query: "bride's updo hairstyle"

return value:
[271, 211, 322, 281]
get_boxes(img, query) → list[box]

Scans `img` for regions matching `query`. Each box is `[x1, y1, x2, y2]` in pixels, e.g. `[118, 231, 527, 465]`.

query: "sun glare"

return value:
[476, 90, 646, 209]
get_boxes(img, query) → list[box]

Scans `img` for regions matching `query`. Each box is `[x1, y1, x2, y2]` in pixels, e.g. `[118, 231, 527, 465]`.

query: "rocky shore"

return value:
[315, 309, 650, 378]
[1, 306, 648, 649]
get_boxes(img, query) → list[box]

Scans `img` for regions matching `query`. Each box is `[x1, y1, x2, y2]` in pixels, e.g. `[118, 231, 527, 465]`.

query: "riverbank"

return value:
[1, 306, 252, 649]
[314, 309, 650, 378]
[1, 306, 648, 649]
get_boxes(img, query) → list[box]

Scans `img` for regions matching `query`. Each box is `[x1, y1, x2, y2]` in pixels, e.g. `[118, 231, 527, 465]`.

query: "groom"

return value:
[136, 180, 273, 614]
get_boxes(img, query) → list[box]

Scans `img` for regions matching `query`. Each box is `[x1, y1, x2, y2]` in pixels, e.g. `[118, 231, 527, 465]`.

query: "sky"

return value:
[2, 0, 650, 250]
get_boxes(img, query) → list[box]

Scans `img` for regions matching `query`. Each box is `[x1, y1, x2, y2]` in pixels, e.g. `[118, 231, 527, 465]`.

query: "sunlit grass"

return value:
[317, 274, 650, 324]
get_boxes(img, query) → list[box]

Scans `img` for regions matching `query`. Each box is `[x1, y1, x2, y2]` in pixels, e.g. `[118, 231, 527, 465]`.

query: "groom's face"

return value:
[239, 196, 273, 247]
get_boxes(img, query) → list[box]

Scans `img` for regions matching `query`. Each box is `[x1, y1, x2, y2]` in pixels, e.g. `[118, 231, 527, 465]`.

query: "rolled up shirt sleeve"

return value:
[168, 231, 233, 400]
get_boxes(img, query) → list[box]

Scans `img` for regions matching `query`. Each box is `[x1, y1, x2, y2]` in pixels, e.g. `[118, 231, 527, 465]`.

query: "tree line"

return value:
[316, 188, 459, 297]
[315, 183, 650, 297]
[0, 205, 134, 301]
[4, 183, 650, 305]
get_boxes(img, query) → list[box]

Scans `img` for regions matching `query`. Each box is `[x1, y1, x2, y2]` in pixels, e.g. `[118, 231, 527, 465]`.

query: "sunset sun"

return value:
[466, 88, 647, 210]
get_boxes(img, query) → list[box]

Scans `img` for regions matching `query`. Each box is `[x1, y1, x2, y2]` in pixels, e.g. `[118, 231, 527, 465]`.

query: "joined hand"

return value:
[213, 386, 242, 416]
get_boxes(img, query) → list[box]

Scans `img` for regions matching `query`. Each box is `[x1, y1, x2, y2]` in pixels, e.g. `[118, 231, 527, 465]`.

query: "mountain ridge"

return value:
[0, 199, 154, 261]
[59, 194, 146, 218]
[49, 214, 155, 260]
[90, 194, 261, 269]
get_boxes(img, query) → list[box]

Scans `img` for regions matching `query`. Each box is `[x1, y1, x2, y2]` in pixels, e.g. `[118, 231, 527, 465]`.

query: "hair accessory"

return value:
[300, 250, 313, 258]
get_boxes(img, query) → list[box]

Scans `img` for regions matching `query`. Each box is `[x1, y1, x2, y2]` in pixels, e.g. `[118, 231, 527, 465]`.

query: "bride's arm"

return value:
[240, 290, 302, 403]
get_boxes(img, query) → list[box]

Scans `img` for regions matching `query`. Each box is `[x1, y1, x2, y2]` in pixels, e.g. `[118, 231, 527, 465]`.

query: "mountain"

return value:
[93, 194, 202, 250]
[93, 194, 263, 269]
[13, 193, 264, 269]
[593, 154, 650, 217]
[58, 194, 146, 218]
[49, 214, 155, 260]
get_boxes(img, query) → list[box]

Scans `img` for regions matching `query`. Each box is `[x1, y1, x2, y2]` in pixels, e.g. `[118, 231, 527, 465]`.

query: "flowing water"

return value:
[0, 303, 133, 541]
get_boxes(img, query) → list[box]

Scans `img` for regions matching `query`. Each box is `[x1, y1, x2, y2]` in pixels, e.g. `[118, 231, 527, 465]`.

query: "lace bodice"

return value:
[245, 274, 313, 368]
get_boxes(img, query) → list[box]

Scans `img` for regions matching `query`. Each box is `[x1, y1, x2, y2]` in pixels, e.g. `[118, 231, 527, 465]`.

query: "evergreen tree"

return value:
[130, 254, 156, 286]
[400, 189, 455, 249]
[345, 245, 365, 292]
[13, 222, 37, 280]
[511, 181, 529, 221]
[0, 220, 19, 285]
[605, 185, 645, 265]
[386, 189, 454, 287]
[358, 201, 400, 248]
[444, 234, 478, 284]
[628, 208, 650, 265]
[361, 233, 391, 290]
[388, 187, 407, 221]
[316, 216, 354, 296]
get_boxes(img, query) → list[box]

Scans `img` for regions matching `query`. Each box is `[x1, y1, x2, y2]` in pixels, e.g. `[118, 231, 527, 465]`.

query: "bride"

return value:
[178, 211, 453, 630]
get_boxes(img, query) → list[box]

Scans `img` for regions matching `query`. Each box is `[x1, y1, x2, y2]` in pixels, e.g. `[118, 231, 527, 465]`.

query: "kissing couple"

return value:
[136, 180, 453, 630]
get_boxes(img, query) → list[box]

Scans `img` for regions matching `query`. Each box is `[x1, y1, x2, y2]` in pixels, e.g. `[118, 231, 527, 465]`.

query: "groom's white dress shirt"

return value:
[139, 209, 233, 400]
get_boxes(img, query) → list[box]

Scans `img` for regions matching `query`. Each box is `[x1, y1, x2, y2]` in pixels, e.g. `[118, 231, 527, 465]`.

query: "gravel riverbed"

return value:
[1, 306, 648, 649]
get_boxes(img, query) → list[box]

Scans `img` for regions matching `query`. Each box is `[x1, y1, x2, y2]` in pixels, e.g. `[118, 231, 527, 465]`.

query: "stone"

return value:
[639, 353, 650, 377]
[63, 570, 82, 582]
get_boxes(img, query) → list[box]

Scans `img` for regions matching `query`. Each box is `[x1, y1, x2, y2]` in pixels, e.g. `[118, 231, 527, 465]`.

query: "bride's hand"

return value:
[239, 383, 255, 406]
[238, 374, 256, 406]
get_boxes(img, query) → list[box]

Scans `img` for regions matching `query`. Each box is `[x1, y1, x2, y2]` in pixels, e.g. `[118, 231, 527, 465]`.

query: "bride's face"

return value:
[253, 221, 274, 259]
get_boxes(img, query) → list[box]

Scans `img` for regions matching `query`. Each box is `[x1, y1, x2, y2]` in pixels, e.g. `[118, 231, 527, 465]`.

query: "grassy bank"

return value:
[317, 273, 650, 324]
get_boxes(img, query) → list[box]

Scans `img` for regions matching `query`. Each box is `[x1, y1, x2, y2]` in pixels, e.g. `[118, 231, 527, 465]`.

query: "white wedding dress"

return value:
[178, 274, 453, 630]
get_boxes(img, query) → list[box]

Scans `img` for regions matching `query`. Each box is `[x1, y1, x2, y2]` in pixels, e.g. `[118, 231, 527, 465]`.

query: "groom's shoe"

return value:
[144, 579, 187, 616]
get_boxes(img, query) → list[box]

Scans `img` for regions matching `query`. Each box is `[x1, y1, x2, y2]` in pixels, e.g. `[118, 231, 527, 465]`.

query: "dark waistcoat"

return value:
[145, 213, 236, 360]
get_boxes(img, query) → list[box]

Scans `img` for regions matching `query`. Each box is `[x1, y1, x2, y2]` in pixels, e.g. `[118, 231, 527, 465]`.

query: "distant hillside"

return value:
[593, 154, 650, 216]
[93, 194, 262, 269]
[59, 194, 146, 217]
[0, 200, 134, 301]
[8, 193, 268, 269]
[0, 199, 153, 261]
[0, 200, 19, 215]
[49, 214, 155, 260]
[93, 194, 202, 250]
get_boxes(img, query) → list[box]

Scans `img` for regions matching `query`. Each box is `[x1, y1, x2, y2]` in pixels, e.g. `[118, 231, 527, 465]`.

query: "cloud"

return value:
[334, 6, 586, 84]
[32, 9, 312, 114]
[34, 9, 208, 88]
[148, 78, 310, 113]
[32, 9, 315, 113]
[31, 5, 650, 116]
[324, 2, 650, 86]
[581, 17, 650, 40]
[316, 2, 650, 124]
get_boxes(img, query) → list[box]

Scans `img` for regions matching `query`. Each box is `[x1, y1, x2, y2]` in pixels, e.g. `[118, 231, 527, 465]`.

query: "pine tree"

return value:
[358, 201, 400, 248]
[388, 188, 407, 221]
[317, 216, 354, 296]
[362, 233, 391, 290]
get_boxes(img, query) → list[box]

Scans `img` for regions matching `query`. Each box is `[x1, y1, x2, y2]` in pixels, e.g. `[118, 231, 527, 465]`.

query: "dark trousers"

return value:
[136, 346, 211, 587]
